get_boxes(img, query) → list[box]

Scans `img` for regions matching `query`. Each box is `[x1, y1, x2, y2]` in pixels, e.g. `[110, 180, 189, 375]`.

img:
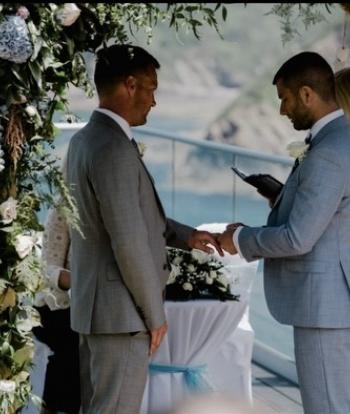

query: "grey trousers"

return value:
[294, 327, 350, 414]
[79, 332, 149, 414]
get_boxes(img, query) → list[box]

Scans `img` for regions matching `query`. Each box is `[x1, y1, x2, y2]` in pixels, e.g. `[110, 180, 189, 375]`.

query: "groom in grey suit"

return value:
[66, 45, 222, 414]
[219, 52, 350, 414]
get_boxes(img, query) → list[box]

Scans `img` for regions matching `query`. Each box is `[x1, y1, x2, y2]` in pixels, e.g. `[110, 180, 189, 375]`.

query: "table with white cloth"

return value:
[140, 223, 258, 414]
[23, 223, 257, 414]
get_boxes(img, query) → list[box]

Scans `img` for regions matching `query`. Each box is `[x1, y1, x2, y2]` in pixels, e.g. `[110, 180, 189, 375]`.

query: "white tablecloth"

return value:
[24, 223, 257, 414]
[140, 223, 258, 414]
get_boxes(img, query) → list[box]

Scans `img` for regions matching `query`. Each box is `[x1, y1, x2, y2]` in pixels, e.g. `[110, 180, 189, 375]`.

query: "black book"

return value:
[231, 166, 283, 201]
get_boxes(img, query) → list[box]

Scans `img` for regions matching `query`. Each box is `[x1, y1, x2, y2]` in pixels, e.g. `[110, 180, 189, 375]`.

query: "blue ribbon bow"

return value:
[149, 363, 212, 392]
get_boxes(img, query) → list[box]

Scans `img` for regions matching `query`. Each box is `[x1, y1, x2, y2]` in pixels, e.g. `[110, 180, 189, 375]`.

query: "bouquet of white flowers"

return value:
[165, 247, 239, 302]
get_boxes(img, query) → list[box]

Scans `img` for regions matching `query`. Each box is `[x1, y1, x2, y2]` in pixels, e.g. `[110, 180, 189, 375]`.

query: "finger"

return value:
[150, 332, 159, 356]
[202, 234, 224, 256]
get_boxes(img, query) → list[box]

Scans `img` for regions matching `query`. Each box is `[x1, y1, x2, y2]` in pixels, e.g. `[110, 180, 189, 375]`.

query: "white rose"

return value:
[137, 142, 147, 157]
[170, 264, 181, 278]
[209, 270, 217, 279]
[25, 105, 38, 117]
[187, 264, 196, 273]
[0, 145, 5, 172]
[191, 249, 208, 264]
[183, 282, 193, 291]
[0, 380, 16, 393]
[0, 196, 17, 224]
[286, 141, 309, 162]
[218, 274, 229, 287]
[15, 235, 35, 259]
[55, 3, 81, 26]
[172, 256, 182, 266]
[167, 273, 176, 284]
[16, 307, 41, 333]
[205, 276, 213, 285]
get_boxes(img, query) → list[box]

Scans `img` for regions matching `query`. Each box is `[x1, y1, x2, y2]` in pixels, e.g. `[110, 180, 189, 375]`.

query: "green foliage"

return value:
[0, 3, 226, 411]
[267, 3, 336, 44]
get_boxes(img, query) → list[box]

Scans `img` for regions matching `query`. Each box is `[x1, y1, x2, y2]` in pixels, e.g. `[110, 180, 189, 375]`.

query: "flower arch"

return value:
[0, 3, 227, 411]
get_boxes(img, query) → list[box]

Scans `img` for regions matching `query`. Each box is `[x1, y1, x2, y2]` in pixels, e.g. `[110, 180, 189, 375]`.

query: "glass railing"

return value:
[52, 123, 297, 383]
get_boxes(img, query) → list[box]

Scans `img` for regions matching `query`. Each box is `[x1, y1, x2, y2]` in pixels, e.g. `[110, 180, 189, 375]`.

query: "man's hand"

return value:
[188, 230, 224, 256]
[150, 321, 168, 356]
[217, 230, 237, 255]
[58, 269, 71, 291]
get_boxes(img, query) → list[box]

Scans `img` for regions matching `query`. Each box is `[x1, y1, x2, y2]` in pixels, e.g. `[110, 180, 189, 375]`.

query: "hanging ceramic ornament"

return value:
[0, 15, 33, 64]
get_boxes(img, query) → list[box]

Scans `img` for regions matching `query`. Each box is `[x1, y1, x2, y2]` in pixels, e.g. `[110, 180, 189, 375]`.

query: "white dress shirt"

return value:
[232, 108, 345, 259]
[95, 107, 133, 140]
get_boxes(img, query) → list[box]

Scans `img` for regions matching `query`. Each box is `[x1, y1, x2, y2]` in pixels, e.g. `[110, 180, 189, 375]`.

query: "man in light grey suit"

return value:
[218, 52, 350, 414]
[66, 44, 222, 414]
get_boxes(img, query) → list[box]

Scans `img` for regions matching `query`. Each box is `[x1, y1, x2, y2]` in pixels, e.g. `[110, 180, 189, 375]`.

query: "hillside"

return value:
[66, 4, 346, 156]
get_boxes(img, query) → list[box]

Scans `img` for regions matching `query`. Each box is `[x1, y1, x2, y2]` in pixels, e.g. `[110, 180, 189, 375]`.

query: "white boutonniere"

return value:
[286, 141, 310, 162]
[137, 142, 147, 157]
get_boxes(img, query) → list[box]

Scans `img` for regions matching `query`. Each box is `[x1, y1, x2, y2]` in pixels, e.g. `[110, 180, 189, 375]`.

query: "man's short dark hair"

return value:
[272, 51, 335, 102]
[94, 44, 160, 96]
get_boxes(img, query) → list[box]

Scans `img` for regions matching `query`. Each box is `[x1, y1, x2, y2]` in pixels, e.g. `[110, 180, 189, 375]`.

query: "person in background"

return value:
[335, 67, 350, 119]
[33, 206, 80, 414]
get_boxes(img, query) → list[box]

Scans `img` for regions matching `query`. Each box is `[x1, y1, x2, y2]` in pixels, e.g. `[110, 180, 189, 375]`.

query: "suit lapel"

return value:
[271, 115, 349, 212]
[90, 111, 166, 218]
[129, 140, 166, 219]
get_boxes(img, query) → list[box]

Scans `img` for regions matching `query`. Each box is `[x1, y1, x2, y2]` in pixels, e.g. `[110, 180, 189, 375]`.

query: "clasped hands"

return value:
[188, 223, 246, 257]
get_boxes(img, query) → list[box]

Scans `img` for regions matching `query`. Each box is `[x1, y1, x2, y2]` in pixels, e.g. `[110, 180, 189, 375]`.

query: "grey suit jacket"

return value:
[66, 111, 194, 334]
[239, 115, 350, 328]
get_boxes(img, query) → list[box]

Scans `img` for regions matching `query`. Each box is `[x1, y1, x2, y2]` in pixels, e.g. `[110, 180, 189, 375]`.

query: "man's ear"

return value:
[124, 75, 137, 97]
[298, 85, 315, 107]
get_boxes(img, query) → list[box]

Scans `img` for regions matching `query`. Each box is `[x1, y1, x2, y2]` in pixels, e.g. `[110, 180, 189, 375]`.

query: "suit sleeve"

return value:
[165, 218, 194, 250]
[238, 148, 346, 261]
[90, 141, 166, 331]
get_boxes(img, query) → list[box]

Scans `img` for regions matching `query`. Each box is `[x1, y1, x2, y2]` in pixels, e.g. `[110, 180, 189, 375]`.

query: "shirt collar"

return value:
[310, 109, 344, 140]
[95, 108, 133, 141]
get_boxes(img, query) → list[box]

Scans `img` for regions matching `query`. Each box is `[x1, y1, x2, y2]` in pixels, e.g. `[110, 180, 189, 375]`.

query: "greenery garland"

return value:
[0, 3, 227, 412]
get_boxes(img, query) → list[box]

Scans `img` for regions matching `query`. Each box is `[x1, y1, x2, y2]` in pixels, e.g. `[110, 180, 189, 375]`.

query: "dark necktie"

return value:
[291, 133, 312, 174]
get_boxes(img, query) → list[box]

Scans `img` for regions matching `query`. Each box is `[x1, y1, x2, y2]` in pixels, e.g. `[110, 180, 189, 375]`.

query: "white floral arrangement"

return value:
[166, 247, 239, 301]
[286, 140, 310, 163]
